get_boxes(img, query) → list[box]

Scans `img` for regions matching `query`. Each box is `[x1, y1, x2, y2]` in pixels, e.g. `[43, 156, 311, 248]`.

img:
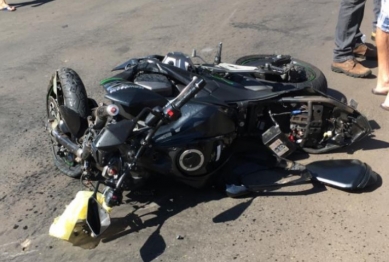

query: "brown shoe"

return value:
[331, 59, 372, 78]
[353, 44, 377, 59]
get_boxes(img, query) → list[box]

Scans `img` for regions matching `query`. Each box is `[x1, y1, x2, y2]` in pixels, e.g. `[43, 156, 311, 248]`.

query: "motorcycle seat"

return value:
[240, 78, 273, 92]
[134, 73, 173, 97]
[306, 159, 375, 190]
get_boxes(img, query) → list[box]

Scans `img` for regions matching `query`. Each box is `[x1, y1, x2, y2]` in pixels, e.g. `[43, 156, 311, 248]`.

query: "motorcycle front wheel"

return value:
[47, 68, 90, 178]
[235, 55, 328, 94]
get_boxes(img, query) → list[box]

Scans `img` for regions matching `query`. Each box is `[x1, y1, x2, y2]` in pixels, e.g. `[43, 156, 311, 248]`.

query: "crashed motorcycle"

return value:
[46, 44, 377, 238]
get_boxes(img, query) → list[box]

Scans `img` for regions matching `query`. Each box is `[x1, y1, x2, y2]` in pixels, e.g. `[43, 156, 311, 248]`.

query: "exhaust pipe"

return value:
[51, 128, 85, 159]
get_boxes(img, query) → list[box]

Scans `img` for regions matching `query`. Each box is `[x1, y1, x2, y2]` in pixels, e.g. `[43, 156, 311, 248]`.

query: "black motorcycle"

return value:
[46, 46, 377, 237]
[102, 43, 371, 155]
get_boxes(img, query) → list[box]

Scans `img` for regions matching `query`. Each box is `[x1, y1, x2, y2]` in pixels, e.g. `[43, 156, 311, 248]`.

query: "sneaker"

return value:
[371, 32, 376, 41]
[331, 59, 372, 78]
[353, 44, 377, 59]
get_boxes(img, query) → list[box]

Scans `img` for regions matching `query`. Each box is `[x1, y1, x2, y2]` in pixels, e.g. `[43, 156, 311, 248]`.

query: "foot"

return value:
[353, 44, 377, 60]
[0, 4, 16, 11]
[380, 104, 389, 111]
[331, 59, 372, 78]
[372, 88, 389, 96]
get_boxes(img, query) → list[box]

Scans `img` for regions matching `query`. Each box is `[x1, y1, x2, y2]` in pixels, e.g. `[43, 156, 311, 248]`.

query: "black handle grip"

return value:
[161, 76, 205, 122]
[171, 76, 205, 110]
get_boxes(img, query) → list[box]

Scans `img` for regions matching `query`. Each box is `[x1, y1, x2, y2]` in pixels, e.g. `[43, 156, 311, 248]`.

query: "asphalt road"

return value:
[0, 0, 388, 261]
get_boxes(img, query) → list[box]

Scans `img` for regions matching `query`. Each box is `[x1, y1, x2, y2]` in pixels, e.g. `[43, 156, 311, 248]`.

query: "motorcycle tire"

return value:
[235, 55, 328, 94]
[47, 68, 89, 178]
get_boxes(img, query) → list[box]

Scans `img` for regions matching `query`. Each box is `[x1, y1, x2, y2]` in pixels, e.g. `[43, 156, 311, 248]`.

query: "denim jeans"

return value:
[333, 0, 366, 63]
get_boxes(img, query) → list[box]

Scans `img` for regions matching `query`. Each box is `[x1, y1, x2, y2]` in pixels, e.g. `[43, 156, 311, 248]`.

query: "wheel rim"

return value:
[47, 96, 60, 122]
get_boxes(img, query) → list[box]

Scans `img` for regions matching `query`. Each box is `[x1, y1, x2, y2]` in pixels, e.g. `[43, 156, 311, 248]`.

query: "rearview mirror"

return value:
[86, 197, 111, 237]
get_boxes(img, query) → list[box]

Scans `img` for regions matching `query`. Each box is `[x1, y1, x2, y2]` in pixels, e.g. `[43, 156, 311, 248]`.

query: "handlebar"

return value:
[170, 76, 205, 109]
[161, 76, 205, 121]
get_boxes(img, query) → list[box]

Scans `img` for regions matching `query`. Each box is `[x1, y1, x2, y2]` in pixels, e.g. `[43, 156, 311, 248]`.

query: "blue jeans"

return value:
[333, 0, 366, 63]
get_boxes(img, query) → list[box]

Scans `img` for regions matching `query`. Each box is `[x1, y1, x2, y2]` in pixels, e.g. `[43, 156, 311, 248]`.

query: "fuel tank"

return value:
[153, 100, 236, 144]
[138, 101, 236, 188]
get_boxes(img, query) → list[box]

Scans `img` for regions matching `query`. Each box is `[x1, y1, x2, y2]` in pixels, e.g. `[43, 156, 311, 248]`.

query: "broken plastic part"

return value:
[49, 191, 111, 241]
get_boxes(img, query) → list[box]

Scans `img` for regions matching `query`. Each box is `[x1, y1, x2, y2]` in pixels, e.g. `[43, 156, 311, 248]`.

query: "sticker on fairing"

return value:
[269, 139, 289, 156]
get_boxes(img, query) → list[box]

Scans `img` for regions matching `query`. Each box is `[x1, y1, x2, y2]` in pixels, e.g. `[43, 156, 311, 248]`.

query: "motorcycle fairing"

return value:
[134, 101, 236, 188]
[93, 119, 135, 151]
[138, 137, 233, 188]
[153, 101, 236, 144]
[105, 86, 168, 117]
[307, 159, 377, 190]
[134, 74, 173, 97]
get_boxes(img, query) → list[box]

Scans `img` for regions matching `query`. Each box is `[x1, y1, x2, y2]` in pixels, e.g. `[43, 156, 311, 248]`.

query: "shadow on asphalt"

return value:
[14, 0, 56, 8]
[65, 149, 382, 261]
[61, 89, 383, 259]
[344, 136, 389, 153]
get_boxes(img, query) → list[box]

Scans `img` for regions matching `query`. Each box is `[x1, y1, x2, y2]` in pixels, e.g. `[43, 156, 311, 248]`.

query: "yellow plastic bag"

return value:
[49, 191, 110, 241]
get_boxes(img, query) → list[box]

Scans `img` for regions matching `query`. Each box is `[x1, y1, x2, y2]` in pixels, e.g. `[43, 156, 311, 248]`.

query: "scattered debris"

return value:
[21, 239, 31, 251]
[176, 235, 184, 240]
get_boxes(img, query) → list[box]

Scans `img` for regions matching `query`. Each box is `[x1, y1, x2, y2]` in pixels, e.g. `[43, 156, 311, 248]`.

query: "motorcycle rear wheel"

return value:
[235, 55, 328, 93]
[47, 68, 89, 178]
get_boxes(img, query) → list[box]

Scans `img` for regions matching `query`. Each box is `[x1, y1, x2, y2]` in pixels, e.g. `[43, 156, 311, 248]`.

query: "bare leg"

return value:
[375, 28, 389, 99]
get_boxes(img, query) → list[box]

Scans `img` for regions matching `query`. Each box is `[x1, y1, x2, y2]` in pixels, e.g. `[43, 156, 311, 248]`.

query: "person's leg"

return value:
[375, 28, 389, 94]
[379, 26, 389, 107]
[354, 1, 365, 46]
[332, 0, 371, 77]
[333, 0, 366, 62]
[374, 0, 389, 107]
[0, 0, 16, 11]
